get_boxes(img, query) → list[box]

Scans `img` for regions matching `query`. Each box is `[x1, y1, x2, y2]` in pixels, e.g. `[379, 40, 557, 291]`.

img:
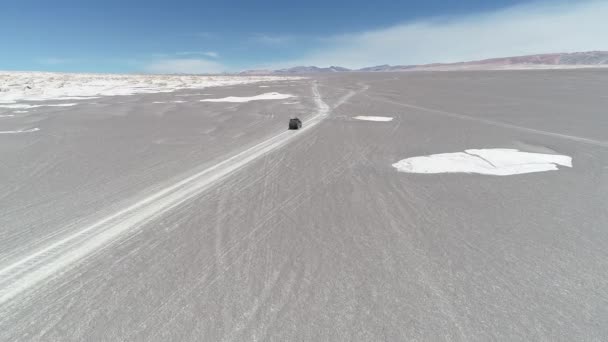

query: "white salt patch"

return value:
[201, 92, 295, 103]
[0, 103, 77, 109]
[52, 96, 100, 100]
[0, 72, 303, 104]
[0, 128, 40, 134]
[354, 116, 393, 122]
[392, 148, 572, 176]
[175, 93, 212, 97]
[153, 100, 186, 104]
[48, 103, 77, 107]
[0, 104, 37, 109]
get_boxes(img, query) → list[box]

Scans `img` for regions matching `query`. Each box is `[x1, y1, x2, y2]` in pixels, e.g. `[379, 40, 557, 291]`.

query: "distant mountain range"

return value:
[240, 51, 608, 74]
[240, 66, 350, 75]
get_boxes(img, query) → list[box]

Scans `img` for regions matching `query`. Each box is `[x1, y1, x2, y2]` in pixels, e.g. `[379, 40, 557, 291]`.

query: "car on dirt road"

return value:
[289, 118, 302, 130]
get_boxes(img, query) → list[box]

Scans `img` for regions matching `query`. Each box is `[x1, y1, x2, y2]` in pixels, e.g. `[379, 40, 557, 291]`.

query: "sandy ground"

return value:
[1, 70, 607, 341]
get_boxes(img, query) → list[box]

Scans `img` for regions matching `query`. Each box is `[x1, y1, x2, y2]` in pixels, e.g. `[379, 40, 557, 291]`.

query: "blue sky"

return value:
[1, 0, 607, 73]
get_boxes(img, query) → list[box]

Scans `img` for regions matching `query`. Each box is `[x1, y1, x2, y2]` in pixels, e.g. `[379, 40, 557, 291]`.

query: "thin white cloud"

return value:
[272, 0, 608, 69]
[176, 51, 219, 58]
[203, 51, 219, 58]
[151, 53, 170, 58]
[37, 58, 76, 65]
[144, 58, 226, 74]
[195, 32, 217, 39]
[251, 34, 294, 45]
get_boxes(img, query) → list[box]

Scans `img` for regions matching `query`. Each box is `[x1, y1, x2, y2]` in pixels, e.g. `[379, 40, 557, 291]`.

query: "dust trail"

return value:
[366, 94, 608, 148]
[0, 82, 330, 306]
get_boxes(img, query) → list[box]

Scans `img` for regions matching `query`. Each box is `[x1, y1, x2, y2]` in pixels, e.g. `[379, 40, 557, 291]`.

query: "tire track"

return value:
[363, 93, 608, 148]
[332, 83, 370, 109]
[0, 81, 330, 307]
[132, 120, 362, 340]
[221, 258, 291, 342]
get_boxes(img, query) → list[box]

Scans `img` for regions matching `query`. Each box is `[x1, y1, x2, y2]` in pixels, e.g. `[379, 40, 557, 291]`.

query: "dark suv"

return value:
[289, 118, 302, 130]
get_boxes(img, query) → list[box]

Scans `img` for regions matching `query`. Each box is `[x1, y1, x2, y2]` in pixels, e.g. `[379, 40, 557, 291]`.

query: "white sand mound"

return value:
[354, 116, 393, 122]
[201, 92, 295, 103]
[393, 148, 572, 176]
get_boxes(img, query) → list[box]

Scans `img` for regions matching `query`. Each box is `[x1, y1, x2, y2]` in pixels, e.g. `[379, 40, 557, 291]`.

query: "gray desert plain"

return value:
[1, 70, 607, 340]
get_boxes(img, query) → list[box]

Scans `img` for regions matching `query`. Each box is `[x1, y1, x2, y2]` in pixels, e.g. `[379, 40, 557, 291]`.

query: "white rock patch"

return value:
[201, 92, 295, 103]
[392, 148, 572, 176]
[354, 116, 393, 122]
